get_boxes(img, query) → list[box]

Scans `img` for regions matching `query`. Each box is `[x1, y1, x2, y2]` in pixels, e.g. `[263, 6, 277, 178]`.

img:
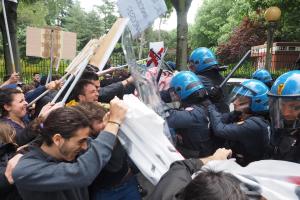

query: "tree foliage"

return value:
[191, 0, 300, 64]
[246, 0, 300, 42]
[216, 18, 266, 64]
[190, 0, 254, 49]
[9, 0, 120, 56]
[95, 0, 117, 31]
[17, 1, 49, 57]
[44, 0, 73, 25]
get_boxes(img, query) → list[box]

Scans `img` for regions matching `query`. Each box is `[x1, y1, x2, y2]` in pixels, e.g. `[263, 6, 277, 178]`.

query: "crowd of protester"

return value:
[0, 47, 300, 200]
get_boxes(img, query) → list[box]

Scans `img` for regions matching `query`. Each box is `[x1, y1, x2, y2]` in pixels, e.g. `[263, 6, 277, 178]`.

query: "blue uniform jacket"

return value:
[208, 105, 270, 165]
[167, 105, 217, 158]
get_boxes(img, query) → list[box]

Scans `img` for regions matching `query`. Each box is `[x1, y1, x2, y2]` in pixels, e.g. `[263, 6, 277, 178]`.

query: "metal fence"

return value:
[1, 48, 298, 83]
[0, 53, 126, 83]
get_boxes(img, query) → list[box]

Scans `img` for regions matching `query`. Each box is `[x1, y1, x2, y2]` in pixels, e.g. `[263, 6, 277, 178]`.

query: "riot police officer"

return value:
[166, 71, 219, 158]
[268, 70, 300, 163]
[208, 79, 271, 166]
[188, 47, 229, 113]
[252, 69, 273, 89]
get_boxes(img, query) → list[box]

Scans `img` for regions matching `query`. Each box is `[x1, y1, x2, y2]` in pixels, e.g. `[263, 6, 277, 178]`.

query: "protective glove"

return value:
[209, 85, 224, 102]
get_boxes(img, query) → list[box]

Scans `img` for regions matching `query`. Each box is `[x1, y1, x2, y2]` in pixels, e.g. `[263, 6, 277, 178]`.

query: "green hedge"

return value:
[222, 62, 294, 80]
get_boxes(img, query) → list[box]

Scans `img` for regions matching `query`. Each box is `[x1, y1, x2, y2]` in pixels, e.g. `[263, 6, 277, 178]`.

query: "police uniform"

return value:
[267, 70, 300, 163]
[167, 104, 218, 158]
[188, 47, 229, 113]
[271, 130, 300, 163]
[197, 69, 230, 113]
[208, 105, 270, 166]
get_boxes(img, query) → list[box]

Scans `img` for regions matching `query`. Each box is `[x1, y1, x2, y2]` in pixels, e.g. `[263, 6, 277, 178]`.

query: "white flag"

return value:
[119, 94, 184, 185]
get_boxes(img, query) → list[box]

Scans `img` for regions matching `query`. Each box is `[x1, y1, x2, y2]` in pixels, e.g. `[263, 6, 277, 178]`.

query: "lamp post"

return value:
[264, 6, 281, 70]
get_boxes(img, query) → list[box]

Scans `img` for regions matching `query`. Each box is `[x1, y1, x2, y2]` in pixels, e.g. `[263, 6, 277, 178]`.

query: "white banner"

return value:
[201, 159, 300, 200]
[117, 0, 167, 38]
[119, 94, 184, 185]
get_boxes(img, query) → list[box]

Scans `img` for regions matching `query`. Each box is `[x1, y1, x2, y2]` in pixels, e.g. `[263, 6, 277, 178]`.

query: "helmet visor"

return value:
[269, 96, 300, 129]
[230, 85, 255, 102]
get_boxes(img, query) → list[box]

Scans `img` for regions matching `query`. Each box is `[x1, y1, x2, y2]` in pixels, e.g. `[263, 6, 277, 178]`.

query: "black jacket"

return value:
[270, 129, 300, 163]
[167, 105, 218, 158]
[89, 139, 129, 191]
[99, 82, 135, 103]
[148, 159, 204, 200]
[197, 69, 230, 113]
[0, 143, 22, 200]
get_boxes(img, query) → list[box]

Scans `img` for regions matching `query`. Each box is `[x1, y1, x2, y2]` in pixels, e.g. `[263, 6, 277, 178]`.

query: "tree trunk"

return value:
[171, 0, 192, 71]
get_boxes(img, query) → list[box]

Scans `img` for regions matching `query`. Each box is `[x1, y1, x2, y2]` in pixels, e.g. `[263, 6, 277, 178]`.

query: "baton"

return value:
[219, 50, 251, 88]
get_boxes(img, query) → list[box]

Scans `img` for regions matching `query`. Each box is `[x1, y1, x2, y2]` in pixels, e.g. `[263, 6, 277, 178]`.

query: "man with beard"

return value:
[7, 97, 127, 200]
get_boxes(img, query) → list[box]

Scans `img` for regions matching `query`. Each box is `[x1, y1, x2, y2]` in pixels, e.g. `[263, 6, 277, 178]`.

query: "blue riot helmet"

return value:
[188, 47, 219, 73]
[252, 69, 273, 86]
[268, 70, 300, 130]
[231, 79, 269, 113]
[170, 71, 205, 100]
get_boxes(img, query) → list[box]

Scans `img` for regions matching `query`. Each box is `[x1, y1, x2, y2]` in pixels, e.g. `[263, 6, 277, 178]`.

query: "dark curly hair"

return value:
[30, 107, 90, 146]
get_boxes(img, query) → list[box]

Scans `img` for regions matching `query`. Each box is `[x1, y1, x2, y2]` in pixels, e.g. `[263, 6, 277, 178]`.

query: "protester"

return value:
[81, 71, 101, 90]
[208, 79, 270, 166]
[75, 102, 141, 200]
[25, 79, 61, 103]
[0, 87, 61, 145]
[67, 79, 99, 105]
[98, 75, 135, 103]
[77, 70, 135, 103]
[188, 47, 230, 113]
[147, 148, 243, 200]
[0, 88, 29, 145]
[74, 102, 107, 136]
[166, 71, 220, 158]
[8, 97, 127, 200]
[0, 72, 20, 89]
[0, 121, 22, 200]
[268, 70, 300, 163]
[32, 73, 41, 88]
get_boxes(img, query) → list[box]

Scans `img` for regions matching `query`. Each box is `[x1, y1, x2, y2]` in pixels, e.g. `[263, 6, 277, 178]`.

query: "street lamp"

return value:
[264, 6, 281, 70]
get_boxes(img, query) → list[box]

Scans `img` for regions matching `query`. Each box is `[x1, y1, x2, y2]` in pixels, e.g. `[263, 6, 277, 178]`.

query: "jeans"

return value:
[91, 176, 141, 200]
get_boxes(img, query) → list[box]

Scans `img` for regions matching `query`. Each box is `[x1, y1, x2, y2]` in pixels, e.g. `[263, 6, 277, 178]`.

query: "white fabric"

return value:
[201, 159, 300, 200]
[117, 0, 167, 38]
[119, 94, 184, 185]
